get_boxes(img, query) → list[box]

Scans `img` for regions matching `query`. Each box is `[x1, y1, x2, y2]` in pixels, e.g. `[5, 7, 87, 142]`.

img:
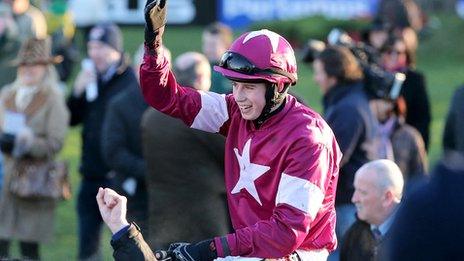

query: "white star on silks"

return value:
[243, 29, 281, 53]
[231, 139, 271, 205]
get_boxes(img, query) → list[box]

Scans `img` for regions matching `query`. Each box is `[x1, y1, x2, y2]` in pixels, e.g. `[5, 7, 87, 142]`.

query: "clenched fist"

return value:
[96, 187, 130, 234]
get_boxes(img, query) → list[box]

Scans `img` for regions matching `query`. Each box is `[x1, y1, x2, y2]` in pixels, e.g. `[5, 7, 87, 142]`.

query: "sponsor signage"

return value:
[218, 0, 380, 28]
[71, 0, 217, 26]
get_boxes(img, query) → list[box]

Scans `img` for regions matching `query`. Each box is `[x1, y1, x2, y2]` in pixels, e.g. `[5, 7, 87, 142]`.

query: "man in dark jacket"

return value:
[313, 46, 378, 260]
[140, 51, 230, 250]
[67, 22, 137, 260]
[101, 52, 149, 237]
[340, 159, 404, 261]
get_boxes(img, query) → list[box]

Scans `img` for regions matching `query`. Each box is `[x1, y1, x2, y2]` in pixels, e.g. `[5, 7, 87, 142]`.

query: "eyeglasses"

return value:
[218, 51, 296, 84]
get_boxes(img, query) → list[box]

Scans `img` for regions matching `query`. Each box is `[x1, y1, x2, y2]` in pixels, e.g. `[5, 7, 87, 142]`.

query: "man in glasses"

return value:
[97, 0, 342, 260]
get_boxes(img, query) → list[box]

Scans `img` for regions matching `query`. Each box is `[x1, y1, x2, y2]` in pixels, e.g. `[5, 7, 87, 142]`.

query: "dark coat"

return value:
[341, 218, 393, 261]
[102, 83, 147, 185]
[101, 84, 148, 230]
[443, 85, 464, 155]
[401, 69, 431, 150]
[67, 58, 136, 180]
[387, 155, 464, 260]
[340, 219, 377, 261]
[391, 118, 428, 182]
[111, 225, 155, 261]
[323, 82, 378, 205]
[140, 108, 230, 250]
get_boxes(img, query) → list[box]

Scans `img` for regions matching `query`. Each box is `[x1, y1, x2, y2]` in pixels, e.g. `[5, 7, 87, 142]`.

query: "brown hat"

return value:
[13, 37, 63, 66]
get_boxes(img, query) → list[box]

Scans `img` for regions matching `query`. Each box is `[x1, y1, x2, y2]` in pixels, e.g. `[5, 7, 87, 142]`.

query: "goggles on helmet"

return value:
[218, 51, 296, 85]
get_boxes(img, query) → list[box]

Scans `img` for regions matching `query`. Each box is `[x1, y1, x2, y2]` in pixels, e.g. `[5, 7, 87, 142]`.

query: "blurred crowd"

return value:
[0, 0, 462, 260]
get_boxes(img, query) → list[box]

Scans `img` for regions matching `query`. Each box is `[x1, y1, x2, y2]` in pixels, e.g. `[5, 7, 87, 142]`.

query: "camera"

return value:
[301, 39, 326, 64]
[302, 28, 406, 101]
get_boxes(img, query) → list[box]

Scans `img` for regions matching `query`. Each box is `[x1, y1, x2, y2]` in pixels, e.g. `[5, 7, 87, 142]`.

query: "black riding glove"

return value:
[144, 0, 167, 51]
[156, 239, 218, 261]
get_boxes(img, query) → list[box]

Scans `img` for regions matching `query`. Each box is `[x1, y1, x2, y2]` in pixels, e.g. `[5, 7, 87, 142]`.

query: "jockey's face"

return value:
[232, 81, 266, 121]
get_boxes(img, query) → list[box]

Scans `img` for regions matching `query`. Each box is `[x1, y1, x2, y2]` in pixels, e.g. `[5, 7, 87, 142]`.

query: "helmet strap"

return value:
[253, 83, 289, 128]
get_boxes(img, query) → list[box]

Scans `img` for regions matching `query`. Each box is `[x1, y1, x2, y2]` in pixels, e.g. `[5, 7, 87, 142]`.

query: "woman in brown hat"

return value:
[0, 37, 69, 260]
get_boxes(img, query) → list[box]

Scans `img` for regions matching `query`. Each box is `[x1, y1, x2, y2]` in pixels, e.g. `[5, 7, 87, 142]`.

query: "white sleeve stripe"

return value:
[190, 91, 229, 133]
[276, 173, 324, 219]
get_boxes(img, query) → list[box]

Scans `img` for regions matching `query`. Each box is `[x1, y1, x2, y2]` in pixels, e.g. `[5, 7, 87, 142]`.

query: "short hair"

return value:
[316, 46, 363, 85]
[358, 159, 404, 200]
[203, 22, 233, 47]
[173, 52, 210, 90]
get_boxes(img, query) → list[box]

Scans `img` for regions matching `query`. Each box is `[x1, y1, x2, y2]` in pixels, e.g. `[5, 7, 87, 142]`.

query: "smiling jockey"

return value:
[98, 0, 342, 260]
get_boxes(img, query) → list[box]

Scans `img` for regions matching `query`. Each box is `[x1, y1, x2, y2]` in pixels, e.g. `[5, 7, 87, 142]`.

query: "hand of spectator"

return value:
[144, 0, 167, 50]
[12, 127, 34, 157]
[96, 187, 130, 234]
[73, 69, 96, 97]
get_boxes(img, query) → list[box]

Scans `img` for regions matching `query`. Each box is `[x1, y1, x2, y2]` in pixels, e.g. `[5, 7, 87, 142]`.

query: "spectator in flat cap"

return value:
[0, 37, 69, 260]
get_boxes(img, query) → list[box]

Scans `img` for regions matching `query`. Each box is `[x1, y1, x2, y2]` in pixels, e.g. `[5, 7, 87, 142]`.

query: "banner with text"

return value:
[218, 0, 380, 28]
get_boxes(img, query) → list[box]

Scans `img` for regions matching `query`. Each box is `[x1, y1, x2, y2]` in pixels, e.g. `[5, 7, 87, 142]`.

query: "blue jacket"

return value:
[323, 82, 378, 205]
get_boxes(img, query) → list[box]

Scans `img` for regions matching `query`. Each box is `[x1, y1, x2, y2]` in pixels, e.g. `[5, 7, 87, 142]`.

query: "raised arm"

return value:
[97, 187, 156, 260]
[140, 0, 230, 134]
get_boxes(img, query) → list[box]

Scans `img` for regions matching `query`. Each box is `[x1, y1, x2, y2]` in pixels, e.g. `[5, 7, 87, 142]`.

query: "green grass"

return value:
[32, 13, 464, 260]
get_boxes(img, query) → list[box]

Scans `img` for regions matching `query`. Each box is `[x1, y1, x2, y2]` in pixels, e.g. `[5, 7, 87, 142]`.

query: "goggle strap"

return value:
[266, 68, 297, 85]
